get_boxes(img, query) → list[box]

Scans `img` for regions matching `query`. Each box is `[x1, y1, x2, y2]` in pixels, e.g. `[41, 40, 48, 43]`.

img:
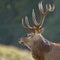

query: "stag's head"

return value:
[19, 2, 55, 49]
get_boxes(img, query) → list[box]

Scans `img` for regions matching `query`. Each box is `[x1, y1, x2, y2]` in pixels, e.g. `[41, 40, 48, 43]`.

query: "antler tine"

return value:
[38, 1, 44, 15]
[22, 18, 26, 28]
[32, 9, 39, 27]
[38, 1, 46, 28]
[22, 17, 35, 33]
[25, 16, 32, 28]
[45, 4, 55, 15]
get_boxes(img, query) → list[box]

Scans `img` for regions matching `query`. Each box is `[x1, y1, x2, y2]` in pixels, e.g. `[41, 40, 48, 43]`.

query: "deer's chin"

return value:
[25, 44, 31, 49]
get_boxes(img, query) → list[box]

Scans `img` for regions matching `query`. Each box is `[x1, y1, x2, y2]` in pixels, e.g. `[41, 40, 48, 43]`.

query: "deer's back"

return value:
[45, 43, 60, 60]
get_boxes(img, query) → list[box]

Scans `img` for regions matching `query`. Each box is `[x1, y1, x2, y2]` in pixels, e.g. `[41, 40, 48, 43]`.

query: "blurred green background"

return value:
[0, 0, 60, 48]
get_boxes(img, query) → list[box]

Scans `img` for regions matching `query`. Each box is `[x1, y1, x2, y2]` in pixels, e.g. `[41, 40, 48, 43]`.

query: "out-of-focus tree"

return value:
[0, 0, 60, 47]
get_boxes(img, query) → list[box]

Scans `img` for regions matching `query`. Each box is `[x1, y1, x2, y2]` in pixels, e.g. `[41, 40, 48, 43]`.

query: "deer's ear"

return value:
[39, 28, 44, 33]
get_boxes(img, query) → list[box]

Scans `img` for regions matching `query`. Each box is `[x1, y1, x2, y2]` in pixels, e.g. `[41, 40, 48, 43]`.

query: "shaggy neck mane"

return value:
[40, 34, 52, 52]
[32, 34, 53, 60]
[33, 33, 52, 52]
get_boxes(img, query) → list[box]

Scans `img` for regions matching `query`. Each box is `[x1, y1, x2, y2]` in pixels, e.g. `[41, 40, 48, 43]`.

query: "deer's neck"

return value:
[31, 34, 53, 60]
[32, 34, 52, 52]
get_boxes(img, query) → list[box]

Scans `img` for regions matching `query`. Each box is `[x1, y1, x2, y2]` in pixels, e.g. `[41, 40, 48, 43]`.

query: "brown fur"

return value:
[19, 1, 57, 60]
[19, 33, 60, 60]
[31, 35, 52, 60]
[19, 34, 53, 60]
[44, 43, 60, 60]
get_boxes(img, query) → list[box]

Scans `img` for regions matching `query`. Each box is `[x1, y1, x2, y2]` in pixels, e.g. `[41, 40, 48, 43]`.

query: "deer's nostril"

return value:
[19, 40, 24, 44]
[19, 38, 24, 44]
[20, 41, 24, 44]
[19, 37, 26, 44]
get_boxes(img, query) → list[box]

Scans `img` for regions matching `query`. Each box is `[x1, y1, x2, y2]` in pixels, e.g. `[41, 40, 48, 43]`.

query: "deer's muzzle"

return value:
[19, 37, 27, 44]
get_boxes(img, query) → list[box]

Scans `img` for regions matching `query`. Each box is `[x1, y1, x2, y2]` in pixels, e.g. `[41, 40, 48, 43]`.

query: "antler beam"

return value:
[39, 2, 55, 27]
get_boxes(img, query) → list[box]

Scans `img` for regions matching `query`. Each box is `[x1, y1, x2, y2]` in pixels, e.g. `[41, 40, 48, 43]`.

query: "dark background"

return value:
[0, 0, 60, 48]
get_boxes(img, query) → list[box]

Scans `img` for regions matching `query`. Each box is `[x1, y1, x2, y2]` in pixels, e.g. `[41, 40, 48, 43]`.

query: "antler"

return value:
[22, 17, 35, 33]
[38, 2, 55, 28]
[22, 1, 55, 33]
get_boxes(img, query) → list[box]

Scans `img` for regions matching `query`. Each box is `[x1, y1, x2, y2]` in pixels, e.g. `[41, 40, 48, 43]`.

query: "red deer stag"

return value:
[19, 2, 60, 60]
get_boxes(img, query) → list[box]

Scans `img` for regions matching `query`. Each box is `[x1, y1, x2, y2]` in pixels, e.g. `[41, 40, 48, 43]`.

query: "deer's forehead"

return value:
[27, 33, 41, 37]
[27, 33, 34, 36]
[27, 33, 42, 40]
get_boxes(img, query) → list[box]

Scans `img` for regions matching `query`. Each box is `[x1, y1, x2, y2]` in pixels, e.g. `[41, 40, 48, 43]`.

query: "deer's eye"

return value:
[27, 34, 31, 37]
